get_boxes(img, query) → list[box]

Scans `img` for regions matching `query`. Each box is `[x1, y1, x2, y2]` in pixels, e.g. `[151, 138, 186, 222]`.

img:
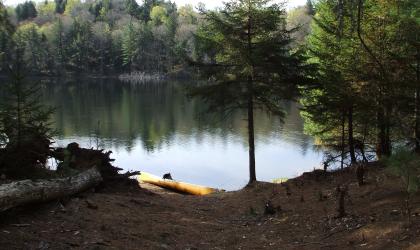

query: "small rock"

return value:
[160, 244, 169, 249]
[37, 241, 49, 250]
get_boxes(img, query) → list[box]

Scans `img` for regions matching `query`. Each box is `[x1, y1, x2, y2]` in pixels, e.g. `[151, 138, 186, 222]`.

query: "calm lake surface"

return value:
[40, 78, 321, 190]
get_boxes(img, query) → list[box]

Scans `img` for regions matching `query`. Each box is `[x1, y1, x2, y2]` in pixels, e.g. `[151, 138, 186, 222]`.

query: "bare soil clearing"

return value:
[1, 164, 420, 250]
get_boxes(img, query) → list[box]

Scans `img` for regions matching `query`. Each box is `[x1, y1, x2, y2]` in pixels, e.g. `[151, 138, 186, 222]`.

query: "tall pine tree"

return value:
[191, 0, 310, 184]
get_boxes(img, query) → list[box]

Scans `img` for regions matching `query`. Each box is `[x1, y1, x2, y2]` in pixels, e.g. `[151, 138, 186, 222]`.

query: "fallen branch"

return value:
[0, 167, 102, 212]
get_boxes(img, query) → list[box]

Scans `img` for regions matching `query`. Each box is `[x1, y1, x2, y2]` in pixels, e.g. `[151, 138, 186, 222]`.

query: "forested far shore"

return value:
[0, 0, 199, 76]
[0, 0, 313, 76]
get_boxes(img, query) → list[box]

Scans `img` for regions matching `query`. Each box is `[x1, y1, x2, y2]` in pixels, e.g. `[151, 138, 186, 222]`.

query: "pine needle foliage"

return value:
[190, 0, 312, 183]
[0, 56, 54, 173]
[386, 148, 420, 194]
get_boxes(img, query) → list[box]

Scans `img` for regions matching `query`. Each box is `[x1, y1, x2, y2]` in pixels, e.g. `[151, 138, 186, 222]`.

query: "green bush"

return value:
[386, 148, 420, 194]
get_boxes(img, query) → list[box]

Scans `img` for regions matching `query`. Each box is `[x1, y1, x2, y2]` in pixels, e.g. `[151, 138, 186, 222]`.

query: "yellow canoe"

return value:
[137, 172, 220, 195]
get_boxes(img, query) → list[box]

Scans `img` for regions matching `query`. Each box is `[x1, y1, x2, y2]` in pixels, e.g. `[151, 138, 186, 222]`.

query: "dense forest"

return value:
[0, 0, 313, 76]
[301, 0, 419, 168]
[0, 0, 198, 75]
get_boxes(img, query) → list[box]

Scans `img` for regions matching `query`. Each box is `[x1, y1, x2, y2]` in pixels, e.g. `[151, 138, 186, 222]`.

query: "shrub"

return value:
[386, 148, 420, 223]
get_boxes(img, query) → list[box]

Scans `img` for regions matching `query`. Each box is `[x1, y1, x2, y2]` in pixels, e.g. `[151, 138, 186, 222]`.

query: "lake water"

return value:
[40, 78, 321, 191]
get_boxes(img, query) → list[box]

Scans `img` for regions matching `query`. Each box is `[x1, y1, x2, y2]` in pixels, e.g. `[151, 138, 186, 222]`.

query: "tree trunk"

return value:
[377, 106, 391, 158]
[247, 95, 256, 184]
[415, 88, 420, 152]
[415, 47, 420, 153]
[336, 185, 347, 218]
[0, 167, 102, 212]
[341, 109, 346, 170]
[246, 9, 256, 185]
[358, 0, 391, 158]
[348, 105, 357, 164]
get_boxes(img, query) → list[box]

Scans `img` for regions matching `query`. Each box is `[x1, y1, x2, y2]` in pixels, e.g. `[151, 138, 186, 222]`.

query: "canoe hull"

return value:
[138, 172, 218, 195]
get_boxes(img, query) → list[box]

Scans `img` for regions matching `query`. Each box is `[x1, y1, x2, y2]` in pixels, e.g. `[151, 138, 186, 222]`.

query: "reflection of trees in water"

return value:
[40, 78, 313, 153]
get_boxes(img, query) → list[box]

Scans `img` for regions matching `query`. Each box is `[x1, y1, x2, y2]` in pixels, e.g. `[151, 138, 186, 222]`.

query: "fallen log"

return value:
[0, 167, 102, 212]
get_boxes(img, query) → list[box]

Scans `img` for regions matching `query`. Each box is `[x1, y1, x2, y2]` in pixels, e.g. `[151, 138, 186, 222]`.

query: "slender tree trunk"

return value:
[377, 107, 384, 157]
[100, 40, 104, 74]
[337, 0, 344, 37]
[415, 47, 420, 152]
[377, 106, 391, 158]
[341, 109, 346, 170]
[385, 104, 391, 155]
[247, 93, 256, 184]
[348, 105, 357, 164]
[415, 88, 420, 151]
[59, 34, 64, 70]
[16, 80, 22, 148]
[246, 5, 256, 184]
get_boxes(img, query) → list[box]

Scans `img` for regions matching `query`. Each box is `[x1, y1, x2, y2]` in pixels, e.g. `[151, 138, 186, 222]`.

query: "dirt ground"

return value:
[1, 164, 420, 250]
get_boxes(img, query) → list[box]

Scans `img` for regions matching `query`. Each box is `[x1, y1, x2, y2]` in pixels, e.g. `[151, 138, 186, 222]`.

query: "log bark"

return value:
[0, 167, 102, 212]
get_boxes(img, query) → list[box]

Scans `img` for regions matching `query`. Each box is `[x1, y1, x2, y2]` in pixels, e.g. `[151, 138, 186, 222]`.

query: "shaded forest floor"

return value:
[1, 164, 420, 249]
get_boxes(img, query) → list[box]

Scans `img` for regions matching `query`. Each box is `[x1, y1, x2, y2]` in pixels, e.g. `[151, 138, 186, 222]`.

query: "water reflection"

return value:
[38, 78, 321, 190]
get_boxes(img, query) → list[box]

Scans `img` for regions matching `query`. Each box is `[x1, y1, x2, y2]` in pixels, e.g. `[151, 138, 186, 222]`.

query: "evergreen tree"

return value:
[0, 1, 14, 72]
[67, 18, 93, 72]
[354, 0, 419, 157]
[54, 0, 66, 14]
[301, 0, 364, 166]
[139, 0, 164, 22]
[191, 0, 310, 184]
[0, 52, 54, 174]
[121, 21, 138, 72]
[15, 1, 37, 22]
[51, 17, 66, 72]
[302, 0, 420, 166]
[92, 22, 112, 73]
[13, 23, 46, 74]
[125, 0, 139, 19]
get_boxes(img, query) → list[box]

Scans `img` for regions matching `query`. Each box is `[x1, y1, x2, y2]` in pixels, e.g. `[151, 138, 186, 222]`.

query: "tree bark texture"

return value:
[0, 167, 102, 212]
